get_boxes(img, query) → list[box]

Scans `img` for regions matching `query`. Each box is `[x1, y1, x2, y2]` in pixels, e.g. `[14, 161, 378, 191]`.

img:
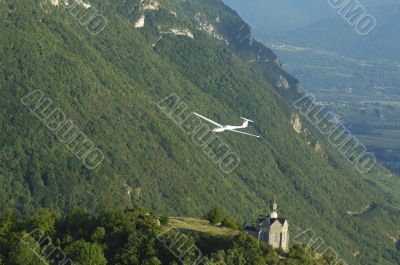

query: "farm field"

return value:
[355, 129, 400, 149]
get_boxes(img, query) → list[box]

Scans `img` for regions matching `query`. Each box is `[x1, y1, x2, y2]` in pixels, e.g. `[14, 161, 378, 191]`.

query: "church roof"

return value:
[257, 215, 287, 226]
[270, 218, 287, 225]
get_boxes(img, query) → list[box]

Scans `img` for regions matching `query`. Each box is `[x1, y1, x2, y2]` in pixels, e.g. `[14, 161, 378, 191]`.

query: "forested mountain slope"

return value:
[0, 0, 399, 264]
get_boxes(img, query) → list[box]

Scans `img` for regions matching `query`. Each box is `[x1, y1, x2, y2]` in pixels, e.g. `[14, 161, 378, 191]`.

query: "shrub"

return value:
[221, 216, 240, 230]
[205, 208, 224, 224]
[160, 215, 170, 225]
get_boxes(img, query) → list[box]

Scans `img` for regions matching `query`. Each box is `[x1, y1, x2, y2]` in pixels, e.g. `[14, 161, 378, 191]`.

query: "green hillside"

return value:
[0, 0, 400, 264]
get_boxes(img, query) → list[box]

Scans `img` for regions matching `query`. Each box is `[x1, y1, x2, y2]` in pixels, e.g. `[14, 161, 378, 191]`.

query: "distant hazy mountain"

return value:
[222, 0, 333, 34]
[223, 0, 399, 35]
[269, 5, 400, 60]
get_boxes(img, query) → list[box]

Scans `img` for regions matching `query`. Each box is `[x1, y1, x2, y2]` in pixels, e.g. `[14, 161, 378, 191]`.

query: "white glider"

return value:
[193, 112, 260, 138]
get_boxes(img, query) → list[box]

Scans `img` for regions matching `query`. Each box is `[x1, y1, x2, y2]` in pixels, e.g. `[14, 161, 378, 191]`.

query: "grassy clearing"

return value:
[163, 217, 239, 237]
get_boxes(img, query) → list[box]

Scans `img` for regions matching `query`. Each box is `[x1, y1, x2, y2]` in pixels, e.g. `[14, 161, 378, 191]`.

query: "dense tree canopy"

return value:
[0, 208, 344, 265]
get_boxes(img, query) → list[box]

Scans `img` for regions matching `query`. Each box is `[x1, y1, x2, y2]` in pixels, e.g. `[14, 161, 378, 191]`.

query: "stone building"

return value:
[243, 198, 289, 251]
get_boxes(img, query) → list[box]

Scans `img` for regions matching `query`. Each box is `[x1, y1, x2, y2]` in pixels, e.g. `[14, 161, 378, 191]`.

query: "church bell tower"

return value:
[270, 197, 278, 219]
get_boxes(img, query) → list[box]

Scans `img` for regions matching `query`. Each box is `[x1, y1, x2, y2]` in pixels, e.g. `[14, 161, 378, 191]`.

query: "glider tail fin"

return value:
[240, 117, 254, 128]
[240, 117, 254, 122]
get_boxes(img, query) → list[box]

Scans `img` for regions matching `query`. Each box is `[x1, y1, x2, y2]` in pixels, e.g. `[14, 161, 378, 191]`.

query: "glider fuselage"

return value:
[212, 121, 249, 132]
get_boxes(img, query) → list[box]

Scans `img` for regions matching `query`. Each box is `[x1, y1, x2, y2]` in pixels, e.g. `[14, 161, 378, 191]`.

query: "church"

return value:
[242, 198, 289, 251]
